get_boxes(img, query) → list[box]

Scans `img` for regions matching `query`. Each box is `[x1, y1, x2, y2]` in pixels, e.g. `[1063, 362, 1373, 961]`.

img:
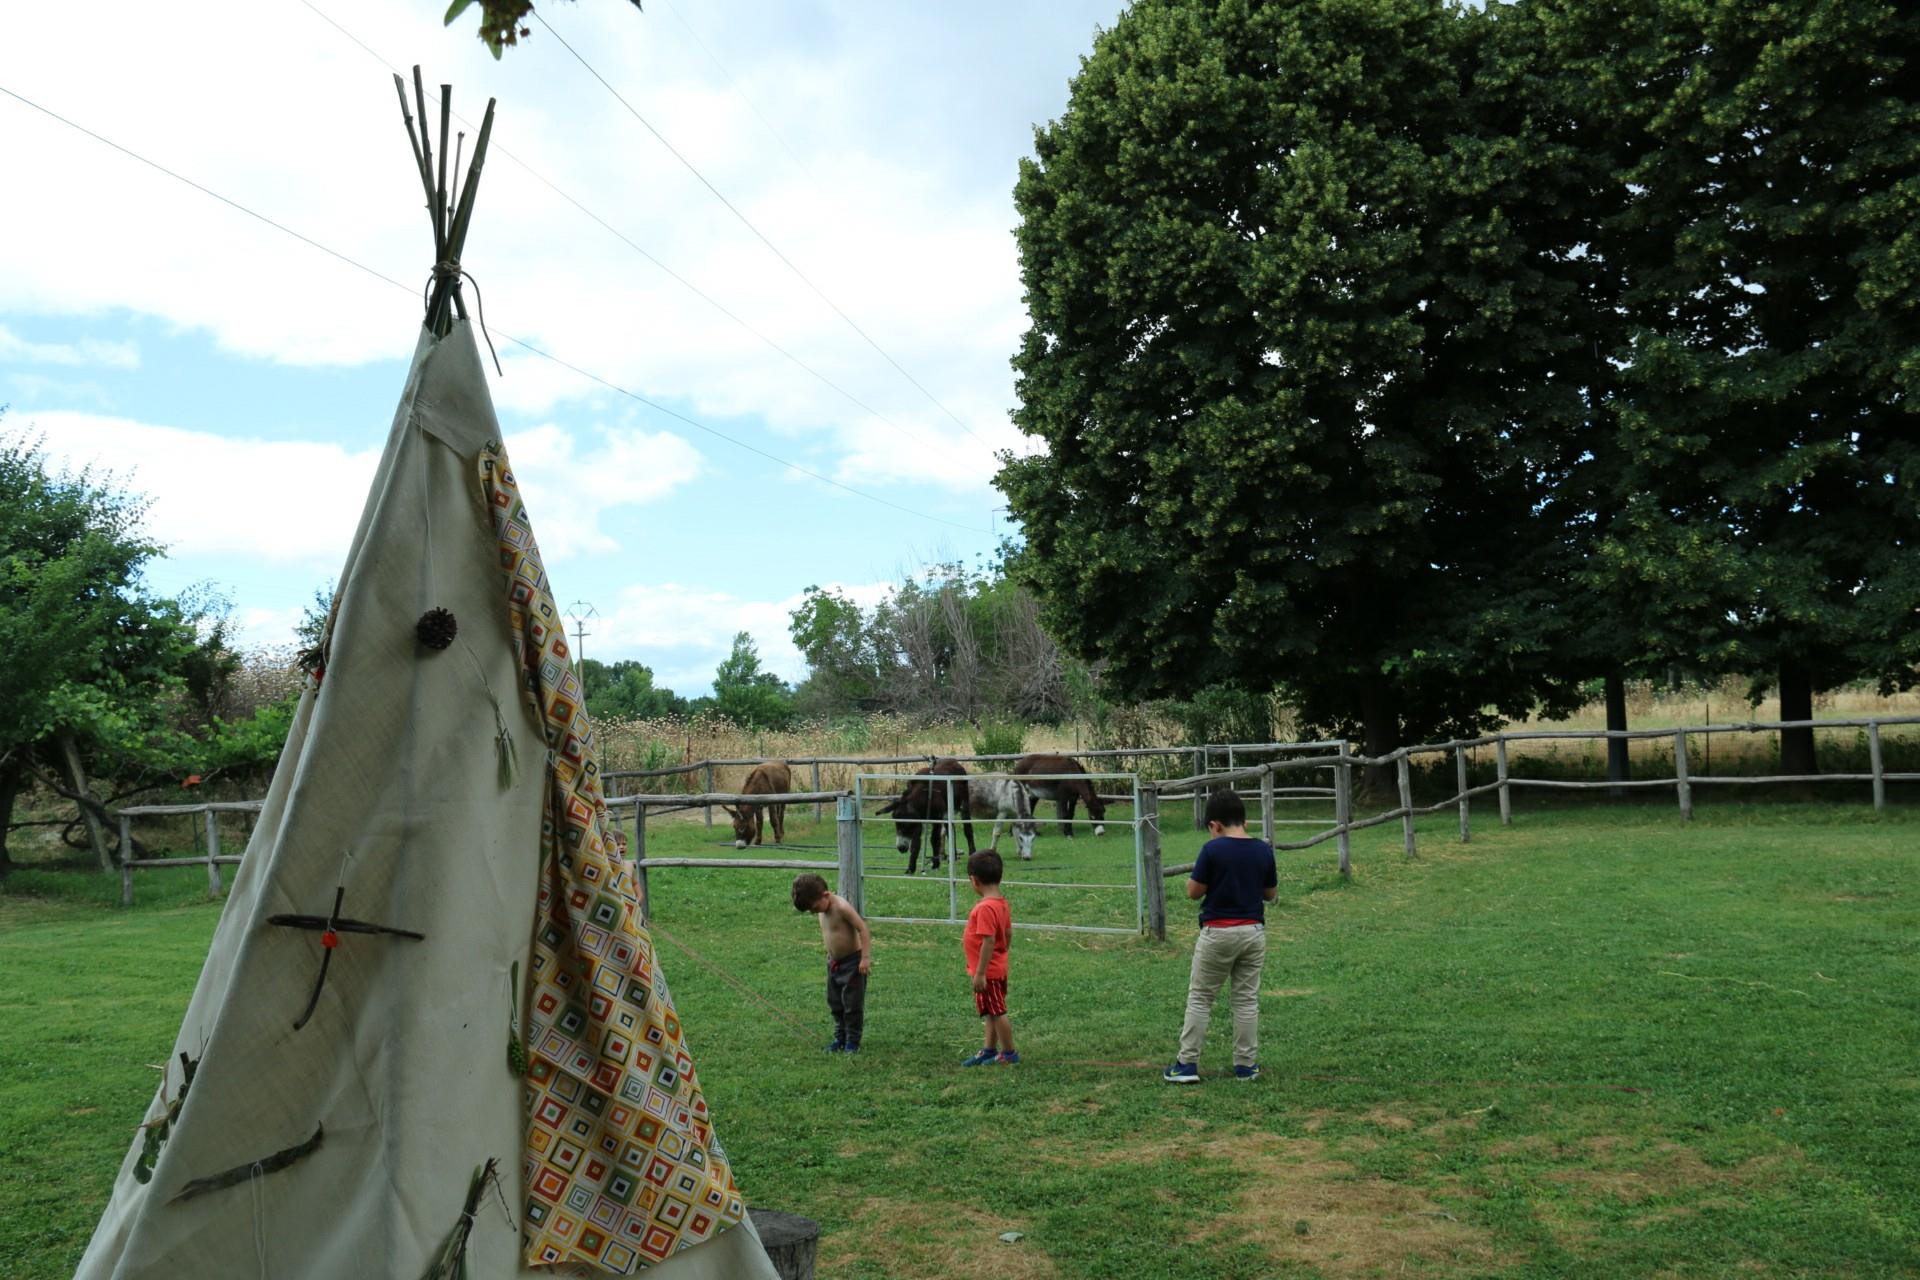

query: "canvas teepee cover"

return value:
[76, 80, 779, 1280]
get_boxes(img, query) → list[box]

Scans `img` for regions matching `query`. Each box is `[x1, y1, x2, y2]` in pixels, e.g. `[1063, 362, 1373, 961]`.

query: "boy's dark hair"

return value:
[791, 873, 829, 911]
[966, 849, 1004, 885]
[1205, 787, 1246, 829]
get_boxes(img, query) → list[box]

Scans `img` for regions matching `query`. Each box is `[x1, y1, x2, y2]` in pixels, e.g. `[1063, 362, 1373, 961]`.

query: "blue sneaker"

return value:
[1162, 1061, 1199, 1084]
[843, 1042, 860, 1054]
[997, 1051, 1020, 1065]
[961, 1049, 998, 1067]
[1233, 1064, 1260, 1082]
[825, 1039, 847, 1053]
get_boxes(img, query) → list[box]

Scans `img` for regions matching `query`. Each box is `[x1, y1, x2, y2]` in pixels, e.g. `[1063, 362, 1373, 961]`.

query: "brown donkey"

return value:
[724, 761, 792, 848]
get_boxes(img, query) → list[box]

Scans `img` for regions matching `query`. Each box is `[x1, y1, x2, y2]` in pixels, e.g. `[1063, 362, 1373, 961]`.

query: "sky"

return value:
[0, 0, 1124, 695]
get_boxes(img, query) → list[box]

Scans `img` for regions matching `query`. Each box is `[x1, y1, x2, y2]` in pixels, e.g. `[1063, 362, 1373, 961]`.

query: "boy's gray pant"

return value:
[826, 955, 866, 1046]
[1176, 924, 1265, 1068]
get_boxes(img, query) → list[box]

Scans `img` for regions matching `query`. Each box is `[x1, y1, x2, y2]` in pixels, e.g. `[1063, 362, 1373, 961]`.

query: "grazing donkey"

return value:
[968, 775, 1037, 860]
[1010, 753, 1108, 838]
[723, 761, 792, 849]
[874, 758, 976, 875]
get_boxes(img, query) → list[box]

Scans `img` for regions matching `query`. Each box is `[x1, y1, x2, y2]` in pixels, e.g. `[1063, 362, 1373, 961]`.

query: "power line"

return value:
[530, 8, 999, 451]
[0, 81, 994, 538]
[294, 0, 988, 472]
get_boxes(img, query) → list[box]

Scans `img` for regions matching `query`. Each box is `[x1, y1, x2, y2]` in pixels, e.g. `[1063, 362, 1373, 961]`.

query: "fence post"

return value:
[1396, 752, 1416, 859]
[703, 763, 715, 829]
[1868, 722, 1885, 813]
[1674, 729, 1693, 822]
[1192, 748, 1206, 830]
[1259, 765, 1274, 845]
[836, 795, 863, 916]
[118, 813, 134, 908]
[1455, 745, 1471, 844]
[204, 809, 223, 897]
[1141, 787, 1165, 941]
[1334, 758, 1352, 879]
[1496, 737, 1511, 826]
[812, 761, 823, 824]
[632, 803, 650, 924]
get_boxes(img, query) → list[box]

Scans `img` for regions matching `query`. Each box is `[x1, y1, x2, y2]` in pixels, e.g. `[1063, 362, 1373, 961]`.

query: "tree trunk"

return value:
[1778, 662, 1816, 779]
[0, 758, 21, 876]
[59, 734, 115, 872]
[1357, 676, 1397, 803]
[1605, 672, 1631, 799]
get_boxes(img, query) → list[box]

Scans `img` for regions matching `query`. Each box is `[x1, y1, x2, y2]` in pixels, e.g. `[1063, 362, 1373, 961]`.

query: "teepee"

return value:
[77, 75, 779, 1279]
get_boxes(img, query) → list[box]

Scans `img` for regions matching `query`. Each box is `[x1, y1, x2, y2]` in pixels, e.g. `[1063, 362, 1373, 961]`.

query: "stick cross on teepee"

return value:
[267, 884, 425, 1030]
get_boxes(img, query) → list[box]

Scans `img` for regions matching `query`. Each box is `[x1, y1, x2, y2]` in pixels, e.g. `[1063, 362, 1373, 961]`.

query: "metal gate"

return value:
[853, 769, 1146, 935]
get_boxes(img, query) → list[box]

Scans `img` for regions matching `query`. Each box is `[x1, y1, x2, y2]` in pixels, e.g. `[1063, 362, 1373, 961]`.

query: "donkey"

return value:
[723, 761, 791, 849]
[968, 775, 1037, 860]
[874, 758, 976, 875]
[1010, 753, 1108, 838]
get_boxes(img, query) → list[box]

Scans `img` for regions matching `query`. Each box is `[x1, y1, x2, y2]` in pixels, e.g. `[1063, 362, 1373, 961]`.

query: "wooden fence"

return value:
[1137, 715, 1920, 939]
[113, 801, 263, 906]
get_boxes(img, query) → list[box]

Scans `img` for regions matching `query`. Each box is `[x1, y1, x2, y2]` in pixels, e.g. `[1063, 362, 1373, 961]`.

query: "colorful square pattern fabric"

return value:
[479, 444, 746, 1273]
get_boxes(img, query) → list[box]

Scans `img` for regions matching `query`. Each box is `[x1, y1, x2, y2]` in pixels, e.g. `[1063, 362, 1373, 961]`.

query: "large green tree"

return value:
[1549, 0, 1920, 773]
[1000, 0, 1596, 779]
[0, 429, 227, 872]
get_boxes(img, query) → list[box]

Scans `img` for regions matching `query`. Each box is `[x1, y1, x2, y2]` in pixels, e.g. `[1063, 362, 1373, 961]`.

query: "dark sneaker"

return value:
[997, 1051, 1020, 1065]
[825, 1039, 847, 1053]
[1162, 1061, 1199, 1084]
[1233, 1064, 1260, 1082]
[961, 1049, 998, 1067]
[843, 1042, 861, 1054]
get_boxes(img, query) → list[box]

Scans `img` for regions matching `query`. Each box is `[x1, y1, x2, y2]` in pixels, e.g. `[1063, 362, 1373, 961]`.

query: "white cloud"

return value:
[598, 578, 893, 688]
[0, 325, 140, 369]
[0, 0, 1082, 504]
[503, 423, 706, 560]
[30, 411, 381, 564]
[23, 412, 702, 569]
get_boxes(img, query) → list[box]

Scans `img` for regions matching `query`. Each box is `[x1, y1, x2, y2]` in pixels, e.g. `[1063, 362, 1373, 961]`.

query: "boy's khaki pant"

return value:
[1177, 923, 1265, 1068]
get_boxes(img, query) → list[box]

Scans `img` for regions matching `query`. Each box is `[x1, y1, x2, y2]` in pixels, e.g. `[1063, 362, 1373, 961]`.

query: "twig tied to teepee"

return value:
[420, 1157, 508, 1280]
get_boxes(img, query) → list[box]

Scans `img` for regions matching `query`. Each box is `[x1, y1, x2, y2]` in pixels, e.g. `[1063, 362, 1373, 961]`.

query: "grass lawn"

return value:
[3, 797, 1917, 1278]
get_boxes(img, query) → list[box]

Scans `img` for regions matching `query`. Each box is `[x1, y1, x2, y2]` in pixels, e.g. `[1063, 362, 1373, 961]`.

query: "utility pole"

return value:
[566, 599, 598, 694]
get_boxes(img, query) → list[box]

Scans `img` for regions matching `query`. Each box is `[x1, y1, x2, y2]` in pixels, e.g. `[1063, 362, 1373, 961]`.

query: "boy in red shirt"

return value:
[961, 850, 1018, 1066]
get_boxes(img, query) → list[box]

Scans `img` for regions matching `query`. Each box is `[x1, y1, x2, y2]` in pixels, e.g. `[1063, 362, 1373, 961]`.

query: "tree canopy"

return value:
[0, 428, 242, 871]
[999, 0, 1920, 771]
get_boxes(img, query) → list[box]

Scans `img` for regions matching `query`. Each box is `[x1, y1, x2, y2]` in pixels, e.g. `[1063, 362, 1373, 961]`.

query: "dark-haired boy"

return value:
[1163, 788, 1278, 1084]
[961, 850, 1018, 1066]
[792, 872, 871, 1053]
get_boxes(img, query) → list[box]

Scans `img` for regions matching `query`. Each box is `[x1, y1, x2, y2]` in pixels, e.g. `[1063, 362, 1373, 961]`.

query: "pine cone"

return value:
[416, 607, 458, 651]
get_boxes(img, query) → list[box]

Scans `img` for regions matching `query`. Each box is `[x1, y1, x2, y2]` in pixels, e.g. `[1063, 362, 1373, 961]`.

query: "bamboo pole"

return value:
[1259, 766, 1274, 845]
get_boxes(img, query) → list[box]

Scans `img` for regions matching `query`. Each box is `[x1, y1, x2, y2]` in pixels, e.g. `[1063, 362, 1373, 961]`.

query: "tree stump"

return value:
[749, 1208, 819, 1280]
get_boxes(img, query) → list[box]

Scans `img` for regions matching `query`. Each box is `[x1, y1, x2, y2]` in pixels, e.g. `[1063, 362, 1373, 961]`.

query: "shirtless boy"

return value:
[791, 873, 872, 1053]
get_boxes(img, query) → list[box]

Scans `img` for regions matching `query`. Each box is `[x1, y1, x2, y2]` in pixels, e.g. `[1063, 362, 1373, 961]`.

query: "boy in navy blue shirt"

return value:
[1164, 788, 1278, 1083]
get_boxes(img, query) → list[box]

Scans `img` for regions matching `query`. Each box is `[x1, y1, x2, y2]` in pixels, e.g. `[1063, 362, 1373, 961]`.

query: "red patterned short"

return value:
[974, 978, 1007, 1017]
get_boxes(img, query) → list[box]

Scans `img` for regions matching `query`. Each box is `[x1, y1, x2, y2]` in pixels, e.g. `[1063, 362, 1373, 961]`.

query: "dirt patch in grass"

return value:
[817, 1197, 1056, 1279]
[1541, 1138, 1792, 1204]
[1184, 1133, 1502, 1276]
